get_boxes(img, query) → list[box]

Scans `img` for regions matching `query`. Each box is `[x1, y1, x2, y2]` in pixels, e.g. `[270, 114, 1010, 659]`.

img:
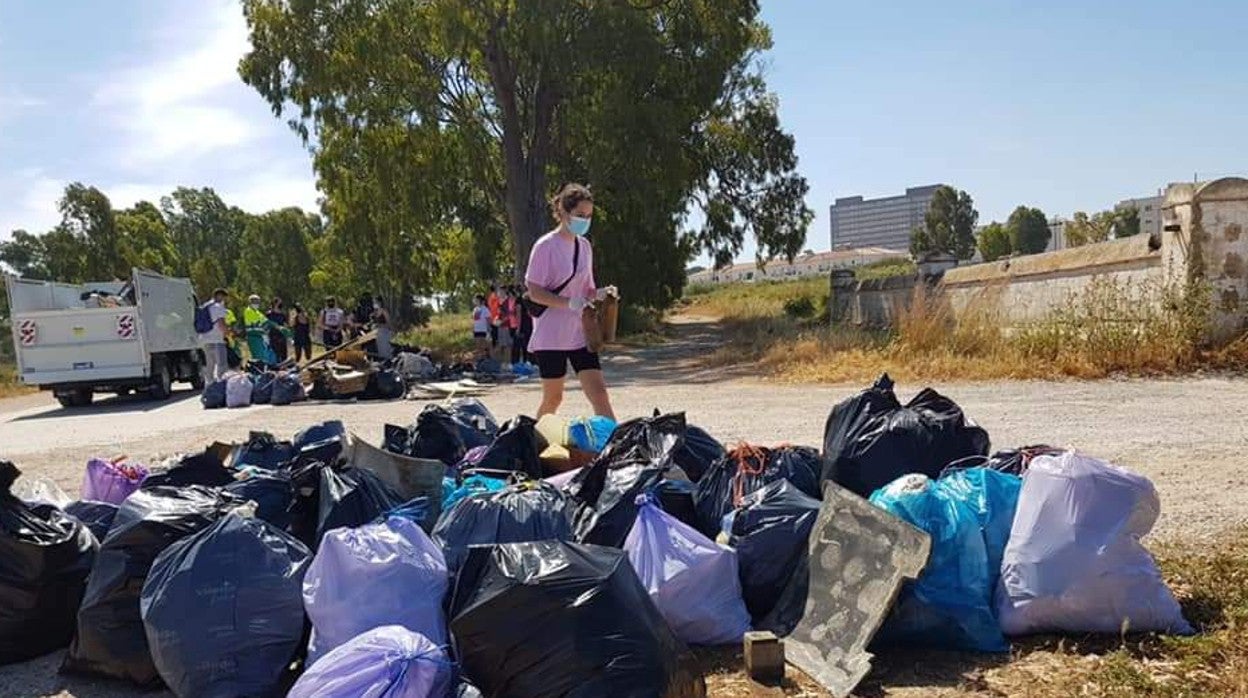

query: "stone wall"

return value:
[828, 177, 1248, 343]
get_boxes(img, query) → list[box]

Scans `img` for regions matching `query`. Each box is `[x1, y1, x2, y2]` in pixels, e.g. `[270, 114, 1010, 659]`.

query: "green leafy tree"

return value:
[116, 201, 181, 274]
[1116, 205, 1141, 237]
[1006, 205, 1050, 255]
[239, 0, 811, 309]
[236, 207, 319, 306]
[1064, 210, 1116, 247]
[59, 183, 127, 280]
[161, 187, 247, 283]
[977, 222, 1012, 262]
[910, 185, 978, 260]
[0, 230, 50, 279]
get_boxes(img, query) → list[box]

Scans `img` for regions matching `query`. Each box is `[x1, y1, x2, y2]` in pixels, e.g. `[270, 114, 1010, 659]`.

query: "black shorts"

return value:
[534, 348, 601, 379]
[473, 331, 488, 338]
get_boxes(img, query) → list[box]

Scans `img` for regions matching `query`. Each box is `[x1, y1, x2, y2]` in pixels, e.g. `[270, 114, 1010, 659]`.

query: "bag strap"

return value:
[550, 238, 580, 295]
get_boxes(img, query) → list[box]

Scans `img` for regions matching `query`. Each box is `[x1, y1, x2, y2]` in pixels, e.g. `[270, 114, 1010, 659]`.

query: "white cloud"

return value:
[92, 0, 259, 167]
[0, 171, 65, 238]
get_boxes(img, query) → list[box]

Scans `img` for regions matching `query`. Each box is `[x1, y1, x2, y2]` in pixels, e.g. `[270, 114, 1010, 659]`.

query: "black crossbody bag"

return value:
[522, 238, 579, 319]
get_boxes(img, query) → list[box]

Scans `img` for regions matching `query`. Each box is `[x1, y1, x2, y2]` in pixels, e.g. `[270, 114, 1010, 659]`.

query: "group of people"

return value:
[472, 283, 533, 366]
[197, 290, 393, 383]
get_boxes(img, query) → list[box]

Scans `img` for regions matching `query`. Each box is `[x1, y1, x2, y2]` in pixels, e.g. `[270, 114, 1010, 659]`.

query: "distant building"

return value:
[829, 184, 944, 251]
[1046, 217, 1068, 252]
[1116, 195, 1163, 238]
[687, 247, 910, 286]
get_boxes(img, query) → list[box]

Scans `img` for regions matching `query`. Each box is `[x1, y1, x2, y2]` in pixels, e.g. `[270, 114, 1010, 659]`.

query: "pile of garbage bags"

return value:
[0, 375, 1197, 698]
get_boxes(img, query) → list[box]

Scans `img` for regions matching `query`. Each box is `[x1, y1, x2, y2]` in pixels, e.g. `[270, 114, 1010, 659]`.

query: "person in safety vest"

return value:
[243, 294, 277, 365]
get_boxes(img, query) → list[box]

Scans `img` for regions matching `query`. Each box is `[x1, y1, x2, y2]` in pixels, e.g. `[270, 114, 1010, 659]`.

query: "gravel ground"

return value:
[2, 325, 1246, 696]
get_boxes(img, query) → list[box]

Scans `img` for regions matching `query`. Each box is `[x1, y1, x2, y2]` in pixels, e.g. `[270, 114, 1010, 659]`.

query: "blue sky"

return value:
[2, 1, 1247, 260]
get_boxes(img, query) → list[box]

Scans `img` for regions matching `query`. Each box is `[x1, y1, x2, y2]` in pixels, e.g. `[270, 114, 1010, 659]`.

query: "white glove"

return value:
[569, 296, 588, 312]
[595, 286, 618, 302]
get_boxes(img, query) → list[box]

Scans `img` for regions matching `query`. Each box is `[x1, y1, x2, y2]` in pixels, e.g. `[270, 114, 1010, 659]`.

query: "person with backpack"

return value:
[196, 288, 230, 384]
[524, 183, 617, 420]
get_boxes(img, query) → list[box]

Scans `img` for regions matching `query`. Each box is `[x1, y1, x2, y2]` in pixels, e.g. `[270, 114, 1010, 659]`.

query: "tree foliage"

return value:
[238, 0, 811, 310]
[910, 185, 978, 260]
[236, 207, 319, 304]
[1007, 205, 1050, 255]
[977, 222, 1012, 262]
[1065, 210, 1116, 247]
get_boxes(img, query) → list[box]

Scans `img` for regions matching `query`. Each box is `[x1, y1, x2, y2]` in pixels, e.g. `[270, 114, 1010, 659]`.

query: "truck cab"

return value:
[5, 269, 205, 407]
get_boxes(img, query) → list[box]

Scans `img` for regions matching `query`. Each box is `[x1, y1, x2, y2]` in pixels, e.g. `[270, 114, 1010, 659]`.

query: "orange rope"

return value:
[728, 442, 770, 507]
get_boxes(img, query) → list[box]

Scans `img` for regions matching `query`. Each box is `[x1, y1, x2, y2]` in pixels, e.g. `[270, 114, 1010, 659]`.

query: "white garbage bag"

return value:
[996, 451, 1192, 636]
[226, 373, 253, 409]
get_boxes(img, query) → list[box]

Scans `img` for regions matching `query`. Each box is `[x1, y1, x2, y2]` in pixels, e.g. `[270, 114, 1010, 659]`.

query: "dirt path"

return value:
[2, 319, 1246, 696]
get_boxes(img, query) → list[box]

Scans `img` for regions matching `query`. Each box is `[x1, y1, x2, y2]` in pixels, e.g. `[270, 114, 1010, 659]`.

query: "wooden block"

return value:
[744, 630, 785, 685]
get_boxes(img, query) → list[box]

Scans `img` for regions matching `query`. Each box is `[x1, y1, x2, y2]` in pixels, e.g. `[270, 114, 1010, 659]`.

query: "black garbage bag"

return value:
[201, 379, 227, 409]
[270, 372, 306, 406]
[285, 461, 327, 550]
[293, 420, 348, 467]
[649, 479, 699, 530]
[62, 485, 244, 686]
[224, 472, 294, 530]
[567, 413, 684, 548]
[471, 416, 542, 479]
[142, 450, 233, 489]
[232, 432, 296, 471]
[673, 425, 725, 483]
[382, 423, 409, 455]
[140, 514, 311, 698]
[0, 462, 98, 665]
[822, 374, 991, 498]
[432, 481, 573, 572]
[364, 369, 406, 400]
[64, 500, 119, 543]
[251, 372, 277, 405]
[940, 444, 1062, 478]
[727, 479, 821, 633]
[409, 405, 473, 466]
[449, 398, 499, 440]
[692, 445, 822, 538]
[316, 467, 406, 546]
[449, 541, 704, 698]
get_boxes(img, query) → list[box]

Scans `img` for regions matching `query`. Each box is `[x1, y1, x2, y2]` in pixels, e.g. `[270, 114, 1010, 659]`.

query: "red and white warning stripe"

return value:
[116, 314, 136, 340]
[18, 319, 37, 346]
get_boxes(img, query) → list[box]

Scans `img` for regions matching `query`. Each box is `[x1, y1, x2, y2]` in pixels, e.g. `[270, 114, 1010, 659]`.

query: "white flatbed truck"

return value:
[5, 268, 205, 407]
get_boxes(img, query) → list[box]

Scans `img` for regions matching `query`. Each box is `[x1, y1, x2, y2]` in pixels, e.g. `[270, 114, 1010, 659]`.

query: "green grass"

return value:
[680, 277, 829, 321]
[397, 313, 475, 361]
[854, 257, 917, 281]
[0, 362, 33, 398]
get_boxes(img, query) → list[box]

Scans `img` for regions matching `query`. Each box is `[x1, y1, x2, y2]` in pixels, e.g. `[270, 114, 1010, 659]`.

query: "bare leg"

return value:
[538, 377, 566, 418]
[577, 369, 616, 421]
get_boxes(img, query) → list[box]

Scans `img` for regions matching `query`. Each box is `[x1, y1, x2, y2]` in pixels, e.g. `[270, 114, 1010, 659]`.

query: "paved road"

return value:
[2, 326, 1247, 697]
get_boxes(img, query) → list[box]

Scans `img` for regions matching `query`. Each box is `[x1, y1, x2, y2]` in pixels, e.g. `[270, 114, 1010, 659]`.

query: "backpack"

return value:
[194, 302, 215, 334]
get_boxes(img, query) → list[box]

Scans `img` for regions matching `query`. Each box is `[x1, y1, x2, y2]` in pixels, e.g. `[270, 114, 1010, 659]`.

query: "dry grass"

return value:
[398, 313, 475, 362]
[0, 363, 34, 398]
[682, 277, 1244, 384]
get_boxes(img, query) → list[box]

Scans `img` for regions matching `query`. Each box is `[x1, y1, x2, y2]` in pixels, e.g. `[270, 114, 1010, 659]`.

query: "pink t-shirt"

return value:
[525, 230, 596, 352]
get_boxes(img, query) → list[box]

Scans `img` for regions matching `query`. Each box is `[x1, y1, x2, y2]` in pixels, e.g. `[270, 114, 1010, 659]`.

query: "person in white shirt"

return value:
[319, 296, 346, 348]
[471, 294, 491, 358]
[197, 288, 230, 383]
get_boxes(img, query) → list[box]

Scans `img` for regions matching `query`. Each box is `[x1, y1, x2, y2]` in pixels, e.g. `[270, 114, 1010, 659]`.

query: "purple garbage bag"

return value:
[304, 516, 449, 665]
[81, 459, 148, 505]
[287, 626, 453, 698]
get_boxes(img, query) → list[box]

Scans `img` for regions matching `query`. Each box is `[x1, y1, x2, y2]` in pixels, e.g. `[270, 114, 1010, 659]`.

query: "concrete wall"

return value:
[829, 177, 1248, 343]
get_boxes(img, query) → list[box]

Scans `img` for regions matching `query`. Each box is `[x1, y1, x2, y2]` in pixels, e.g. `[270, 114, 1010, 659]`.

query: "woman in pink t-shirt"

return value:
[524, 183, 617, 420]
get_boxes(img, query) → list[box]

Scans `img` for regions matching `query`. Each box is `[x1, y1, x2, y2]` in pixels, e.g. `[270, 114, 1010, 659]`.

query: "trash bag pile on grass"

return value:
[140, 514, 311, 698]
[822, 374, 990, 498]
[997, 452, 1192, 636]
[567, 413, 686, 547]
[433, 480, 573, 572]
[63, 485, 244, 686]
[82, 457, 148, 504]
[288, 626, 454, 698]
[450, 541, 704, 698]
[693, 444, 822, 538]
[305, 516, 448, 664]
[625, 496, 751, 645]
[869, 468, 1022, 652]
[726, 479, 822, 633]
[0, 461, 97, 665]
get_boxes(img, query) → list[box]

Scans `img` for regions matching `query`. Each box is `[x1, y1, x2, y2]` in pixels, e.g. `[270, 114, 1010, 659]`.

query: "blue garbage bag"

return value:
[140, 514, 311, 698]
[303, 516, 449, 665]
[624, 497, 751, 645]
[200, 380, 226, 410]
[569, 416, 617, 453]
[288, 626, 454, 698]
[224, 472, 294, 531]
[868, 467, 1021, 652]
[442, 474, 506, 512]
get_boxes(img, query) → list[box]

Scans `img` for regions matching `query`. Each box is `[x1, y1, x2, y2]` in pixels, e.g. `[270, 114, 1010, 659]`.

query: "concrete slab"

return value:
[784, 480, 931, 698]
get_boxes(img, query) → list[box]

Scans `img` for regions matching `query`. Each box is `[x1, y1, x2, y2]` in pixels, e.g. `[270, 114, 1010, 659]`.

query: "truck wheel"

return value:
[189, 351, 206, 390]
[57, 388, 93, 408]
[189, 373, 205, 391]
[149, 362, 173, 401]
